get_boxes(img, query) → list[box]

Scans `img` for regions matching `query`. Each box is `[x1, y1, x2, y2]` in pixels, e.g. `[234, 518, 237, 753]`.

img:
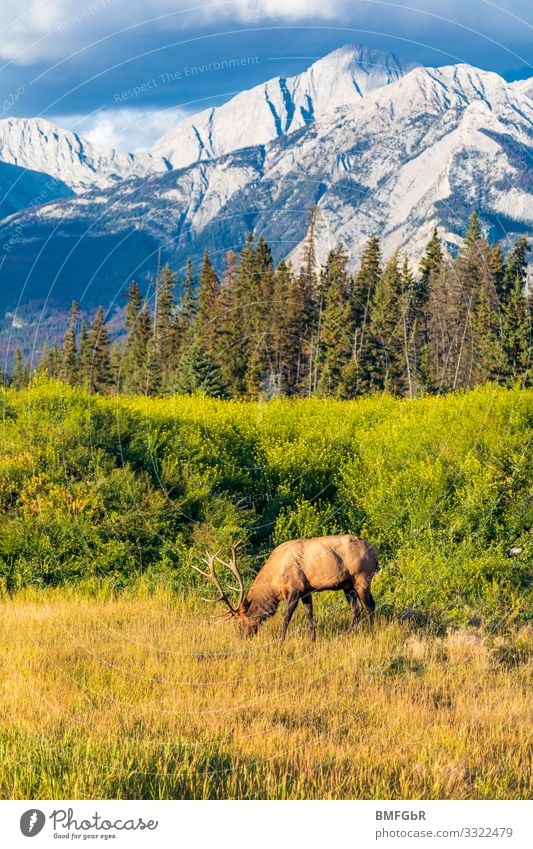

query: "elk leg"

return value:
[280, 593, 300, 641]
[344, 588, 361, 633]
[357, 586, 376, 625]
[301, 593, 316, 641]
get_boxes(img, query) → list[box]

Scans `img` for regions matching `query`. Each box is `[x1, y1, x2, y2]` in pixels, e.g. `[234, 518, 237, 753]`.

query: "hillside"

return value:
[0, 381, 530, 630]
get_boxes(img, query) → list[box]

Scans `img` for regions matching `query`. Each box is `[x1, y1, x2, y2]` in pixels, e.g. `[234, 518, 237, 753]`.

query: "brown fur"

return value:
[233, 534, 379, 640]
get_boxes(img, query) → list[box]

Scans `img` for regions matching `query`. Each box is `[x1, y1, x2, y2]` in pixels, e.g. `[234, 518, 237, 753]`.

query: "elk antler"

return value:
[214, 542, 245, 610]
[191, 541, 245, 614]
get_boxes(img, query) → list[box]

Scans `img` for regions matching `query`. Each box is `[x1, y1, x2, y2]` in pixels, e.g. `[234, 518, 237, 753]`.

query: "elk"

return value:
[192, 535, 379, 640]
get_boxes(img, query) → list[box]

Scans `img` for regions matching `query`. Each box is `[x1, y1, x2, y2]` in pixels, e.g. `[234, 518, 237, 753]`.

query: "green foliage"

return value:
[0, 379, 530, 630]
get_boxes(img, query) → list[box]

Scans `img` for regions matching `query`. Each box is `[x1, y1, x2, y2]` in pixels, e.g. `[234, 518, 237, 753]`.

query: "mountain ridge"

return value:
[0, 48, 531, 317]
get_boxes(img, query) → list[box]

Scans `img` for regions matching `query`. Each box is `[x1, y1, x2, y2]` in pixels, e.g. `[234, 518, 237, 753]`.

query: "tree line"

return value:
[9, 213, 531, 398]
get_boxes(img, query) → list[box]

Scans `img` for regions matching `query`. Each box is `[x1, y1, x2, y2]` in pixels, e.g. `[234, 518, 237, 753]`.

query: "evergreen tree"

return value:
[77, 321, 90, 389]
[11, 347, 26, 388]
[464, 210, 481, 246]
[224, 233, 256, 395]
[60, 300, 79, 385]
[414, 228, 444, 393]
[135, 307, 155, 394]
[501, 237, 530, 385]
[297, 205, 321, 395]
[122, 281, 143, 393]
[84, 308, 112, 394]
[268, 260, 306, 396]
[175, 342, 227, 397]
[109, 344, 122, 393]
[180, 258, 198, 329]
[488, 244, 505, 303]
[363, 251, 409, 395]
[151, 263, 177, 391]
[36, 343, 50, 376]
[245, 238, 276, 396]
[451, 215, 500, 389]
[345, 237, 382, 396]
[216, 249, 240, 391]
[501, 237, 529, 307]
[316, 245, 353, 396]
[194, 249, 221, 352]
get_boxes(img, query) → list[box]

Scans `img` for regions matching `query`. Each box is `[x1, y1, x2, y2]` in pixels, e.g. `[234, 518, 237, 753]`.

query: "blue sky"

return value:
[1, 1, 531, 151]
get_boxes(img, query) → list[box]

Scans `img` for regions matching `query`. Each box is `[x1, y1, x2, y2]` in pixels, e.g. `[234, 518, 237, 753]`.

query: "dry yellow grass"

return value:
[0, 588, 531, 800]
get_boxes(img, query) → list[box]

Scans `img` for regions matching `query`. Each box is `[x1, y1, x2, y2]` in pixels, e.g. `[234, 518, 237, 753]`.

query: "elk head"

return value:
[192, 542, 259, 637]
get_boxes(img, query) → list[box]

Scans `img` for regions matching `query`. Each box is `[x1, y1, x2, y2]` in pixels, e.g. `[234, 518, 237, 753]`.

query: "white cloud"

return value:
[53, 105, 188, 151]
[1, 1, 530, 64]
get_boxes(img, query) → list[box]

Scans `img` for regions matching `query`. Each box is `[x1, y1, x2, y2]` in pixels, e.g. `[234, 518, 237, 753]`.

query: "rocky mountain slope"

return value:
[0, 48, 530, 315]
[152, 45, 408, 169]
[0, 117, 167, 194]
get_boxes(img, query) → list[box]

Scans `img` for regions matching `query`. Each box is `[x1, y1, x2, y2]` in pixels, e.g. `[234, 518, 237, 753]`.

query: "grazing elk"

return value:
[192, 535, 379, 640]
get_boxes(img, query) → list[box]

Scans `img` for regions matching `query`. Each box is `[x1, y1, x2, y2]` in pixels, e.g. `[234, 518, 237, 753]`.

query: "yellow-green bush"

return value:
[0, 378, 531, 628]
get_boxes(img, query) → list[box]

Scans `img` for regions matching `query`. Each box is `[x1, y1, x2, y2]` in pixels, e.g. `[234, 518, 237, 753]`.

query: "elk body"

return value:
[193, 534, 379, 640]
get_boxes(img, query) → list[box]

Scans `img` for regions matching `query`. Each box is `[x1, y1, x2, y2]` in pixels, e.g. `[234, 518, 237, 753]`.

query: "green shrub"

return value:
[0, 379, 530, 628]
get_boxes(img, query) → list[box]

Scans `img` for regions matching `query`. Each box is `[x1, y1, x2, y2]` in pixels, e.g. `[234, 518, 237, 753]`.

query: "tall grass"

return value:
[0, 589, 531, 799]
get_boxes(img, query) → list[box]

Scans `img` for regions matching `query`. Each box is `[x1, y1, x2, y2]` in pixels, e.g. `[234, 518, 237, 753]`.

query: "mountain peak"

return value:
[313, 43, 404, 75]
[151, 43, 407, 170]
[0, 115, 167, 194]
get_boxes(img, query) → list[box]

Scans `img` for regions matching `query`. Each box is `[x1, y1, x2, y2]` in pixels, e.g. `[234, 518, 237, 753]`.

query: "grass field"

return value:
[0, 588, 531, 800]
[1, 382, 531, 799]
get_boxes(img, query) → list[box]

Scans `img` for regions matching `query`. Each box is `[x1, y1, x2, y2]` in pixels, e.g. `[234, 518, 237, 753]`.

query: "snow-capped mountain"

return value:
[0, 48, 531, 315]
[0, 117, 167, 194]
[512, 77, 533, 99]
[0, 46, 405, 199]
[152, 45, 408, 169]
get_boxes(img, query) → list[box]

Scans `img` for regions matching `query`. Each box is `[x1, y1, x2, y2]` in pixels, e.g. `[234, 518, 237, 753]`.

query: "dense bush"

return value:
[0, 377, 531, 628]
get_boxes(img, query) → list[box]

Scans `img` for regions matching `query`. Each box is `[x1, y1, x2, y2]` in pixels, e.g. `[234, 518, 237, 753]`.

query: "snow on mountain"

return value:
[0, 46, 403, 205]
[0, 117, 167, 194]
[511, 77, 533, 100]
[0, 58, 531, 313]
[151, 45, 408, 169]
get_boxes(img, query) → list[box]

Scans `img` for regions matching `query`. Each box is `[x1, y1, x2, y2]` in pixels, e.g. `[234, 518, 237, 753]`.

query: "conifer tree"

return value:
[84, 307, 112, 394]
[224, 233, 256, 395]
[345, 236, 382, 396]
[414, 228, 444, 392]
[175, 342, 227, 397]
[317, 245, 353, 396]
[488, 244, 505, 304]
[245, 237, 276, 396]
[152, 263, 178, 390]
[60, 301, 79, 385]
[501, 237, 529, 307]
[50, 343, 61, 378]
[109, 344, 122, 393]
[77, 321, 90, 389]
[297, 206, 321, 394]
[36, 343, 50, 376]
[364, 251, 408, 395]
[11, 347, 26, 388]
[449, 213, 499, 389]
[213, 250, 246, 395]
[180, 258, 198, 329]
[167, 258, 198, 378]
[501, 237, 530, 385]
[268, 260, 306, 396]
[122, 281, 143, 393]
[194, 250, 221, 351]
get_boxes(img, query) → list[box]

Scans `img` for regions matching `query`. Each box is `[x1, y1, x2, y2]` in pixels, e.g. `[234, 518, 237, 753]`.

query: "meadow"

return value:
[0, 380, 531, 799]
[0, 589, 531, 799]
